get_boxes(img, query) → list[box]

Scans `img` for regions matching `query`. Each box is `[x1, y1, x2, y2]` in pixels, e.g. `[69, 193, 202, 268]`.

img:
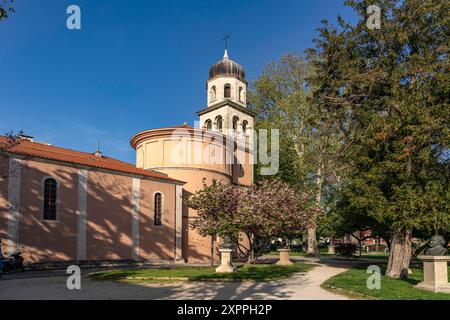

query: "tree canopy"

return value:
[249, 0, 449, 278]
[0, 0, 14, 21]
[306, 0, 449, 277]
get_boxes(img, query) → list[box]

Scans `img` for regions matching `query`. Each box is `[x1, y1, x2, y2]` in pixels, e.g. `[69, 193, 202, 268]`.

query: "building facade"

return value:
[0, 50, 254, 264]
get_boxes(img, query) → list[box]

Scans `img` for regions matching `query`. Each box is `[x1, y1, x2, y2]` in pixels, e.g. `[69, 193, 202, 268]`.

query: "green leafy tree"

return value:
[249, 55, 345, 255]
[333, 193, 393, 256]
[0, 0, 14, 21]
[0, 130, 22, 179]
[307, 0, 449, 278]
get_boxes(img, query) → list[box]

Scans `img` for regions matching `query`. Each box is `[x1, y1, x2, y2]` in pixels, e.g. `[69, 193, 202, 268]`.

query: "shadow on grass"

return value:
[344, 263, 423, 286]
[90, 263, 315, 282]
[323, 262, 450, 300]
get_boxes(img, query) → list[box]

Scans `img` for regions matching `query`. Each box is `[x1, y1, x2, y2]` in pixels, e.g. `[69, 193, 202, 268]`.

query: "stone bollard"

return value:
[276, 248, 293, 266]
[414, 255, 450, 293]
[215, 248, 234, 273]
[328, 245, 335, 255]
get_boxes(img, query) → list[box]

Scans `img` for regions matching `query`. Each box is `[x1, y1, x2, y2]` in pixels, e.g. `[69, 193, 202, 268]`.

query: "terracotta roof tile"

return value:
[0, 136, 183, 184]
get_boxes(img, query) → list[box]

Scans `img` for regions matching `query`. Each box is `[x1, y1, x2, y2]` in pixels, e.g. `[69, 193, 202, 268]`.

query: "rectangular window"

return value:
[154, 193, 162, 226]
[43, 178, 57, 220]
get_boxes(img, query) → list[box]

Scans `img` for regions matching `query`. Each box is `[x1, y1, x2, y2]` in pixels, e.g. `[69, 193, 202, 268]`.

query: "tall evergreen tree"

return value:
[308, 0, 449, 277]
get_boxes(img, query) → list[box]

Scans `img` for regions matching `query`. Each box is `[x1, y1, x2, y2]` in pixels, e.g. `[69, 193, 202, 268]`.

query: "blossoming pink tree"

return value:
[186, 179, 321, 263]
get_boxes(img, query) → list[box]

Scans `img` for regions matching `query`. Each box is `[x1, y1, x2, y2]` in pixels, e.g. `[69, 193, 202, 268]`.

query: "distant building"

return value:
[332, 230, 388, 252]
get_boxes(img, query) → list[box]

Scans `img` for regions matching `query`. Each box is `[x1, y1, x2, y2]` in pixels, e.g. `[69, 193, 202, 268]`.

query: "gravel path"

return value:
[0, 262, 350, 300]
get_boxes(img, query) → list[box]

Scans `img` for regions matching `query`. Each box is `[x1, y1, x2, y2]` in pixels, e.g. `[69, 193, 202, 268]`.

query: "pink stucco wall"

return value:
[86, 170, 133, 261]
[131, 127, 253, 263]
[0, 155, 179, 263]
[161, 168, 231, 263]
[19, 159, 79, 262]
[138, 179, 176, 261]
[85, 170, 177, 261]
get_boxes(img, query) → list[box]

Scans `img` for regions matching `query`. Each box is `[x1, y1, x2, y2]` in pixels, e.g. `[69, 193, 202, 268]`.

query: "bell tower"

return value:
[197, 49, 254, 135]
[196, 49, 255, 186]
[206, 49, 247, 108]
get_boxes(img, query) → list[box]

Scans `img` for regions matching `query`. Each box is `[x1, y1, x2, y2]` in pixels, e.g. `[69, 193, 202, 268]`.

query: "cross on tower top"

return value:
[221, 34, 230, 50]
[222, 34, 230, 59]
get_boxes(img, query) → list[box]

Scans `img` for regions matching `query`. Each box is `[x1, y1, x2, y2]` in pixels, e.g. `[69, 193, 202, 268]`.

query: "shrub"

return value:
[335, 243, 357, 257]
[318, 242, 328, 249]
[366, 244, 387, 252]
[291, 244, 304, 253]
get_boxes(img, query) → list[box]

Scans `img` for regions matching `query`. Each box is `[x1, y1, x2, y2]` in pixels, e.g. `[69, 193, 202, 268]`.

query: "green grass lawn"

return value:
[267, 251, 308, 256]
[359, 253, 390, 260]
[90, 262, 315, 283]
[266, 252, 389, 258]
[267, 247, 331, 256]
[323, 264, 450, 300]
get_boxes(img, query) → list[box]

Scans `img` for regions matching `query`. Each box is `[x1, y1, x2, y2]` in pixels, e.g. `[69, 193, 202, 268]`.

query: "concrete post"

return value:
[328, 245, 335, 255]
[276, 248, 293, 266]
[215, 248, 234, 273]
[414, 256, 450, 293]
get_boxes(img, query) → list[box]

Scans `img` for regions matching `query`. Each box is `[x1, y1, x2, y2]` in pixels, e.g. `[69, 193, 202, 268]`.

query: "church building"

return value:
[0, 50, 255, 264]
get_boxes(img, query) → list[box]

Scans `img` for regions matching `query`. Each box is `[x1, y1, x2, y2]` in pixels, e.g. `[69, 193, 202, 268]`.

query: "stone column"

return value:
[7, 158, 21, 256]
[328, 244, 335, 255]
[414, 255, 450, 293]
[276, 248, 293, 266]
[328, 237, 335, 255]
[215, 248, 234, 273]
[131, 178, 140, 261]
[76, 169, 88, 261]
[174, 185, 183, 262]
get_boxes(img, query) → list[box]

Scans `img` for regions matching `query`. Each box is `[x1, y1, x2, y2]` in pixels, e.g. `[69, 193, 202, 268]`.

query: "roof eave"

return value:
[196, 100, 256, 117]
[4, 151, 186, 185]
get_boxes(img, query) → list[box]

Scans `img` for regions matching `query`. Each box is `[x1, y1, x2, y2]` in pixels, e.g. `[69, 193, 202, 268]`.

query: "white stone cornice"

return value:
[77, 169, 88, 261]
[7, 158, 21, 255]
[131, 178, 141, 260]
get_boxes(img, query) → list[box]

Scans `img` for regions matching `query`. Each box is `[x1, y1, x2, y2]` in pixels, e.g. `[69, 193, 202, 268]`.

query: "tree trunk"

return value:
[302, 234, 307, 253]
[210, 237, 215, 267]
[306, 227, 318, 255]
[385, 228, 412, 279]
[247, 234, 256, 264]
[248, 250, 256, 264]
[307, 164, 322, 255]
[358, 240, 363, 257]
[328, 236, 335, 254]
[413, 242, 428, 257]
[382, 237, 391, 252]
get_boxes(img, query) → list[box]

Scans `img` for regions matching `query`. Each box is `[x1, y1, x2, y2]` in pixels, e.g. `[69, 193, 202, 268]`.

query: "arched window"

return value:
[154, 192, 162, 226]
[232, 116, 239, 131]
[239, 87, 243, 101]
[224, 84, 231, 98]
[210, 86, 216, 101]
[215, 115, 223, 132]
[43, 178, 57, 220]
[205, 119, 212, 130]
[242, 120, 248, 134]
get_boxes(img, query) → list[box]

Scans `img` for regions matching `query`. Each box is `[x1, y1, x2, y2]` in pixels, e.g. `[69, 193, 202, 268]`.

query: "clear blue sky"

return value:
[1, 0, 357, 163]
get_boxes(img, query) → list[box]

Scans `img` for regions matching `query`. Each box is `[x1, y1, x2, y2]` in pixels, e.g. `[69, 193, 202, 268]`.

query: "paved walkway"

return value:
[0, 260, 351, 300]
[0, 257, 358, 300]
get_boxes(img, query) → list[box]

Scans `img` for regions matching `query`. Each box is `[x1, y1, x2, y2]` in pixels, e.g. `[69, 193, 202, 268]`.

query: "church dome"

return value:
[209, 50, 245, 81]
